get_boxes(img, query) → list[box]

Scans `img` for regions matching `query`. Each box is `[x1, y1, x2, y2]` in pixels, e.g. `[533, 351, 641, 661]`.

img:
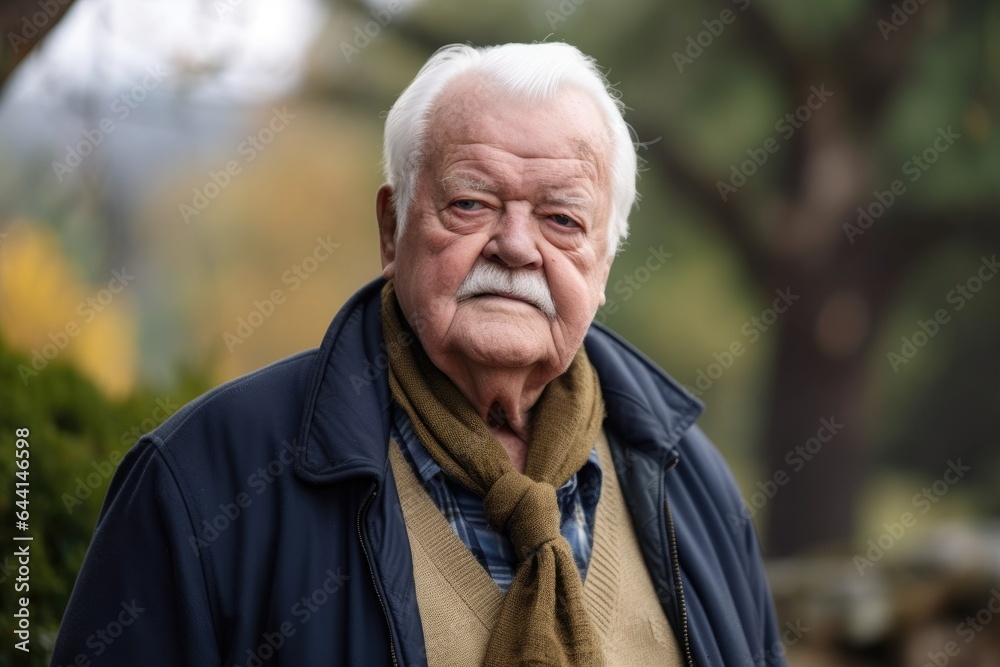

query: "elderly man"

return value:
[53, 43, 783, 666]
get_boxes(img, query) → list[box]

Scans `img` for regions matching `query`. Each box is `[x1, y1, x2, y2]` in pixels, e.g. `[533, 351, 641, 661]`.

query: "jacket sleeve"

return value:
[741, 514, 786, 666]
[51, 436, 221, 667]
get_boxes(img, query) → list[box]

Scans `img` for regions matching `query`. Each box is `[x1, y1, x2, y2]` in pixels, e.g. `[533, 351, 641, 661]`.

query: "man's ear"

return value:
[597, 252, 614, 306]
[376, 184, 398, 280]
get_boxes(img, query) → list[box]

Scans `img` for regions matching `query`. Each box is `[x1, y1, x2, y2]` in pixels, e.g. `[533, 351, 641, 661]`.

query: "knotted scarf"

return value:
[381, 280, 606, 667]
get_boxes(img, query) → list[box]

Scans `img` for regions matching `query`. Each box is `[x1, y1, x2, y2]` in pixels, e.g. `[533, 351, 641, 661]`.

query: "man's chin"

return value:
[447, 312, 551, 369]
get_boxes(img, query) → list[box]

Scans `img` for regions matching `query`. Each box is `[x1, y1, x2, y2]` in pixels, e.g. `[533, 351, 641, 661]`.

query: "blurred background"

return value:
[1, 0, 999, 664]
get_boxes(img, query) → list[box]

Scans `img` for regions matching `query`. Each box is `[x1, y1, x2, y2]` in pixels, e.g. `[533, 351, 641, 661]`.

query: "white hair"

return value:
[382, 42, 638, 257]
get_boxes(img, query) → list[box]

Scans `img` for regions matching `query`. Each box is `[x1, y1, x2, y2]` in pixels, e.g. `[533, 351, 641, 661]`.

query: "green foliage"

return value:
[0, 337, 207, 666]
[870, 243, 1000, 511]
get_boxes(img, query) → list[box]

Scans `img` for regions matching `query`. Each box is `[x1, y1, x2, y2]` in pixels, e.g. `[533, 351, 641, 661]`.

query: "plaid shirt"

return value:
[390, 400, 602, 593]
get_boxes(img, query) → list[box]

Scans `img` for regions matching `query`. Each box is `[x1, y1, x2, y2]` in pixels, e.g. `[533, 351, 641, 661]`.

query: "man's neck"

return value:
[435, 361, 556, 474]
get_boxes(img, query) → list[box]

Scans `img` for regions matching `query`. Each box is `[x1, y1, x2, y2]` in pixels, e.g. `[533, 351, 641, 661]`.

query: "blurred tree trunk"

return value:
[319, 0, 1000, 556]
[758, 282, 872, 556]
[4, 0, 994, 559]
[0, 0, 77, 89]
[628, 0, 990, 556]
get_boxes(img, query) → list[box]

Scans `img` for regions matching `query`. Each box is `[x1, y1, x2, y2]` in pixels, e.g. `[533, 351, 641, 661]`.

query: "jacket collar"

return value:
[294, 277, 703, 485]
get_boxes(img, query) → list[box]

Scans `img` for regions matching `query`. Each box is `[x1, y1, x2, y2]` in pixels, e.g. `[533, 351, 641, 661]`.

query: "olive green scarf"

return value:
[381, 281, 606, 667]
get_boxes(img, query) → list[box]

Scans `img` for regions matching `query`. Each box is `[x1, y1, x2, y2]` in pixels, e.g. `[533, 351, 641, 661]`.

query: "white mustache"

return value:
[455, 261, 557, 319]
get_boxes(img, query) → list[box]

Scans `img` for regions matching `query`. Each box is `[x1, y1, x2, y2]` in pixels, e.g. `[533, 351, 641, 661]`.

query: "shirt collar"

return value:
[391, 400, 602, 491]
[295, 276, 702, 485]
[391, 400, 445, 485]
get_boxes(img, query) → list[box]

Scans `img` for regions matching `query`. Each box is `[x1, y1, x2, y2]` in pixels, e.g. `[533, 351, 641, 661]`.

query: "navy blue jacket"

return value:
[52, 277, 783, 667]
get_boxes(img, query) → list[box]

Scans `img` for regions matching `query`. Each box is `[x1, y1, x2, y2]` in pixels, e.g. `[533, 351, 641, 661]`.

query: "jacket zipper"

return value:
[664, 459, 695, 667]
[357, 488, 400, 667]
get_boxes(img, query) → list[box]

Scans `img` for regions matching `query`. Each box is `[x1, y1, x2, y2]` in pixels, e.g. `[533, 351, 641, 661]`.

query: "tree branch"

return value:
[632, 116, 769, 284]
[723, 0, 811, 95]
[835, 0, 940, 133]
[883, 203, 1000, 271]
[0, 0, 77, 91]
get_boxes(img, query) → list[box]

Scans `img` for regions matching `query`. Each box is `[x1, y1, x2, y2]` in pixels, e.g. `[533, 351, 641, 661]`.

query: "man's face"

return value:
[378, 76, 615, 378]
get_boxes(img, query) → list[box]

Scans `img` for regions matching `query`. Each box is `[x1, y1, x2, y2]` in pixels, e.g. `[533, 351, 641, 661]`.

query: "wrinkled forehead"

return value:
[423, 73, 614, 181]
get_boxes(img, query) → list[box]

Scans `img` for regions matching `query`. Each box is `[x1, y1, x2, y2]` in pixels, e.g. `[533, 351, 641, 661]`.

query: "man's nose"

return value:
[482, 203, 543, 270]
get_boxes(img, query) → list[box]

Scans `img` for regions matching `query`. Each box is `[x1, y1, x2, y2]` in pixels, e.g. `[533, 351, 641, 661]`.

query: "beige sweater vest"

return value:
[388, 430, 683, 667]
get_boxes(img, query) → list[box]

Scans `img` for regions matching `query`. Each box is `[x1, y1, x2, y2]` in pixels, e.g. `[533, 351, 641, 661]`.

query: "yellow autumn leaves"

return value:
[0, 222, 137, 397]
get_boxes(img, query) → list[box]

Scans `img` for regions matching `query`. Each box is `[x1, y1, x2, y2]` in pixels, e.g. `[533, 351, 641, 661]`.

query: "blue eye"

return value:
[453, 200, 482, 211]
